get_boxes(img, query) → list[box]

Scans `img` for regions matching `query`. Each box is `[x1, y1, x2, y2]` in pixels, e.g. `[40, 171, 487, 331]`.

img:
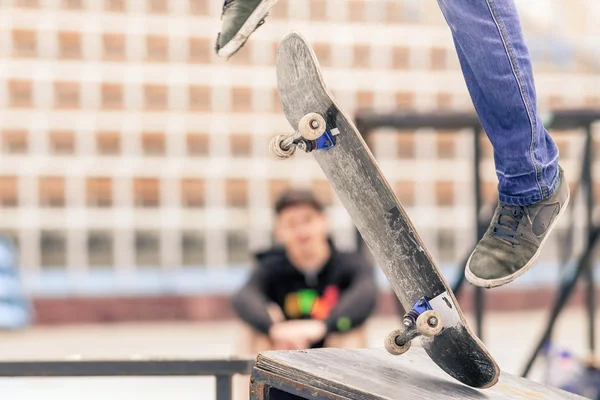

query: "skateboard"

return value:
[269, 32, 500, 389]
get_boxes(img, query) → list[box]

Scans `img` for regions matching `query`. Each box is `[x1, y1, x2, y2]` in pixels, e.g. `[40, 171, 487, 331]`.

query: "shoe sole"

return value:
[217, 0, 279, 59]
[464, 187, 570, 289]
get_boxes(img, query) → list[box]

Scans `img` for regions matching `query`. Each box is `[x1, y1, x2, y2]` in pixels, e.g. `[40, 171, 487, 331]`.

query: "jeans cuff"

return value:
[498, 192, 544, 206]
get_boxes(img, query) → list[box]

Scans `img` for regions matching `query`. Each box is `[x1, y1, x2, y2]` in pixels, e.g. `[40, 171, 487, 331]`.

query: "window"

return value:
[231, 87, 252, 112]
[269, 180, 289, 203]
[8, 80, 32, 108]
[40, 230, 66, 269]
[135, 230, 160, 267]
[146, 35, 168, 61]
[102, 34, 126, 60]
[11, 29, 36, 57]
[186, 133, 209, 156]
[96, 131, 120, 155]
[14, 0, 38, 7]
[431, 47, 446, 71]
[105, 0, 125, 12]
[54, 82, 80, 109]
[181, 179, 204, 208]
[144, 85, 167, 110]
[189, 0, 207, 14]
[87, 178, 112, 207]
[2, 130, 28, 154]
[0, 177, 18, 207]
[395, 181, 415, 207]
[392, 46, 409, 69]
[436, 132, 455, 159]
[141, 132, 165, 155]
[88, 230, 113, 267]
[101, 83, 123, 109]
[396, 134, 415, 159]
[227, 230, 249, 264]
[189, 85, 210, 111]
[189, 38, 209, 63]
[226, 179, 248, 208]
[49, 130, 75, 154]
[353, 44, 370, 68]
[313, 43, 331, 67]
[230, 134, 252, 157]
[356, 91, 373, 109]
[312, 180, 333, 206]
[310, 0, 326, 20]
[182, 231, 205, 266]
[62, 0, 82, 8]
[435, 181, 454, 206]
[39, 177, 65, 207]
[58, 31, 82, 59]
[133, 178, 160, 207]
[395, 92, 415, 108]
[148, 0, 167, 13]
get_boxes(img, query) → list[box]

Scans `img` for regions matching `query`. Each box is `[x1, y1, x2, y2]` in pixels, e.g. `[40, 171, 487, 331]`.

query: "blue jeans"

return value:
[436, 0, 560, 206]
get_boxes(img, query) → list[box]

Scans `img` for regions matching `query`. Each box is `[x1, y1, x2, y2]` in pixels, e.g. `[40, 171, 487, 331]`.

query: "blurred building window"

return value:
[311, 180, 333, 206]
[58, 31, 82, 59]
[269, 180, 289, 204]
[49, 130, 75, 154]
[54, 82, 80, 109]
[181, 179, 204, 208]
[189, 85, 210, 111]
[226, 179, 248, 208]
[11, 29, 36, 57]
[436, 132, 456, 159]
[62, 0, 83, 9]
[313, 43, 331, 67]
[88, 230, 113, 267]
[87, 178, 113, 207]
[147, 0, 167, 13]
[227, 230, 249, 264]
[354, 44, 370, 68]
[39, 177, 65, 208]
[0, 230, 20, 255]
[40, 230, 66, 268]
[146, 35, 168, 62]
[397, 134, 415, 159]
[105, 0, 125, 12]
[189, 38, 209, 63]
[101, 83, 123, 109]
[102, 34, 126, 61]
[437, 229, 455, 262]
[2, 130, 28, 154]
[144, 84, 168, 110]
[135, 230, 160, 267]
[181, 231, 205, 266]
[231, 87, 252, 112]
[189, 0, 207, 14]
[134, 178, 160, 208]
[392, 46, 409, 69]
[141, 132, 165, 156]
[230, 134, 252, 157]
[435, 181, 454, 206]
[0, 177, 18, 207]
[8, 80, 32, 108]
[96, 131, 120, 155]
[431, 47, 447, 71]
[14, 0, 38, 7]
[186, 133, 209, 156]
[395, 180, 415, 207]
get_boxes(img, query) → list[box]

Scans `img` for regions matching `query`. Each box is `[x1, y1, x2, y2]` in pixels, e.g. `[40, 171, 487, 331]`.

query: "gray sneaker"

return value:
[465, 166, 570, 288]
[215, 0, 279, 59]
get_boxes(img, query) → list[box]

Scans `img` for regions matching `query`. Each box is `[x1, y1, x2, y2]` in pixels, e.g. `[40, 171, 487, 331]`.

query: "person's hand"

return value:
[268, 320, 327, 350]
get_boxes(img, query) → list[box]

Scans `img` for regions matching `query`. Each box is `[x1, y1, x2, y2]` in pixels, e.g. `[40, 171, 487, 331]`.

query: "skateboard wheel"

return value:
[416, 310, 443, 337]
[298, 113, 326, 140]
[384, 328, 411, 356]
[269, 134, 296, 159]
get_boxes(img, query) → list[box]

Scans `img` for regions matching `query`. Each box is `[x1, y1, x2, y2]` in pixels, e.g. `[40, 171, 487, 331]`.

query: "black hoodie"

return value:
[231, 239, 378, 348]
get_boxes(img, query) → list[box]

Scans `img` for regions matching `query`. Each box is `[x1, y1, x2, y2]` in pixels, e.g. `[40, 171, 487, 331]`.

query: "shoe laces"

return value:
[490, 205, 531, 245]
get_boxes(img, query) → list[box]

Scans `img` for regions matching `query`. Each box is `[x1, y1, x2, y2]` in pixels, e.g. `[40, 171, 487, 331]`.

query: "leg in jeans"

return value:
[436, 0, 570, 287]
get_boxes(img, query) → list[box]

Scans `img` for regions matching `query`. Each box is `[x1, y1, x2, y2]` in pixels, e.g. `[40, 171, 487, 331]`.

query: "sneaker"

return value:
[465, 166, 570, 288]
[215, 0, 279, 59]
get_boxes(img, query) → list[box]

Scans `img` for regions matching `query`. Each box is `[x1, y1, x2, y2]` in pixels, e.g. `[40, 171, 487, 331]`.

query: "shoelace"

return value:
[490, 205, 531, 245]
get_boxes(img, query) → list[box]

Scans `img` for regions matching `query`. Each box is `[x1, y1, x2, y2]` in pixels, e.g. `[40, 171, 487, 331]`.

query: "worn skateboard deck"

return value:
[274, 32, 500, 389]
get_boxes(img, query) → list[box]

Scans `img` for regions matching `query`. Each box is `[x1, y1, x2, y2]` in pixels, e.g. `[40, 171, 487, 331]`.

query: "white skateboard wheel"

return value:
[298, 113, 326, 140]
[384, 328, 411, 356]
[416, 310, 443, 337]
[269, 134, 296, 159]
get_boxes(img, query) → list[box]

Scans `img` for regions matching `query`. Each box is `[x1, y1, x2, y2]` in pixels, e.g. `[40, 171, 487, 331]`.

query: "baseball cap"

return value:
[274, 188, 324, 215]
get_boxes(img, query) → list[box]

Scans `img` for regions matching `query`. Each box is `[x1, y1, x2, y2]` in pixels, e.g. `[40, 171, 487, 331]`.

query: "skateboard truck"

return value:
[269, 112, 336, 159]
[385, 297, 444, 356]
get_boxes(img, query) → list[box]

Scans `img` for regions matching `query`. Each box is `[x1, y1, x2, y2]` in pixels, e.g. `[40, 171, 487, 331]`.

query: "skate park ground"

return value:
[0, 307, 594, 399]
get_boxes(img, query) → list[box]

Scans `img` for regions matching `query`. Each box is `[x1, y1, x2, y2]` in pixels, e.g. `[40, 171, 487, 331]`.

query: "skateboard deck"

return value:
[272, 31, 500, 389]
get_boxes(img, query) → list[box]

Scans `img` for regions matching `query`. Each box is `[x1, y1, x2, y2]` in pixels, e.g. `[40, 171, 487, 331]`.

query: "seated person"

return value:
[232, 188, 378, 352]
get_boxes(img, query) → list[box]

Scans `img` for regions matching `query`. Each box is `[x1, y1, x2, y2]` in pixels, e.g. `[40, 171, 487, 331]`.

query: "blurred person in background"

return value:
[216, 0, 569, 289]
[232, 188, 378, 353]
